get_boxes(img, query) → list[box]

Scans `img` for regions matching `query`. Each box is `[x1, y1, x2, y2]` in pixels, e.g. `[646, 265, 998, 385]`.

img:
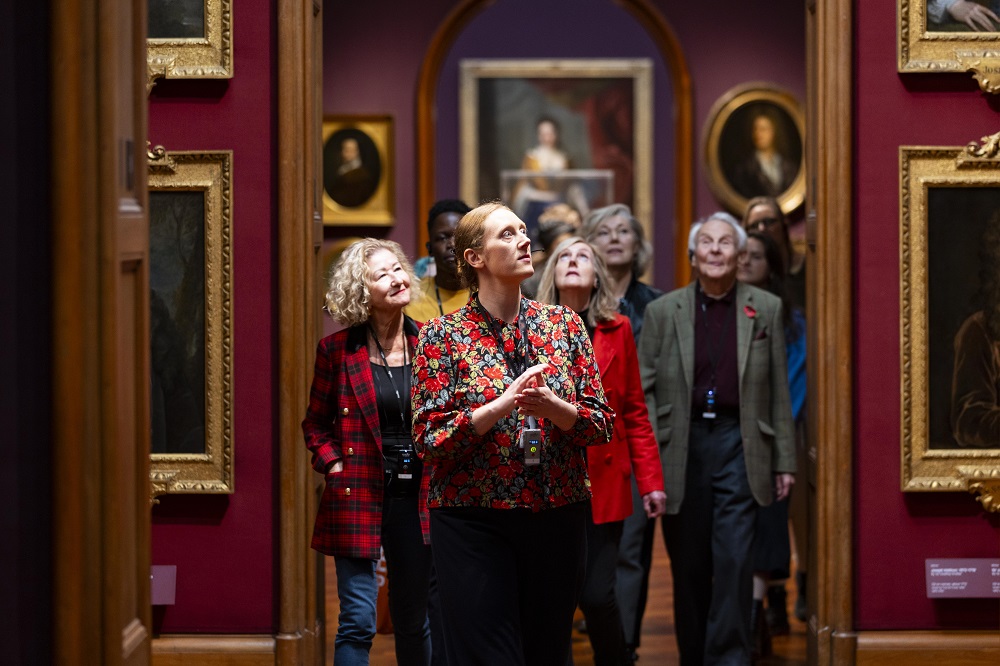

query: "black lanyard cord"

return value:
[368, 323, 410, 424]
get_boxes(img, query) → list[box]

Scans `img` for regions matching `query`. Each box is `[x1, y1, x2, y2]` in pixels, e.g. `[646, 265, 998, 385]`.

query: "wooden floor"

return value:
[325, 520, 807, 665]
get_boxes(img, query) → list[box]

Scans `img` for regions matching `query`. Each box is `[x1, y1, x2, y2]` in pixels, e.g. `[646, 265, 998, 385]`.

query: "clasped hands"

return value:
[511, 363, 579, 431]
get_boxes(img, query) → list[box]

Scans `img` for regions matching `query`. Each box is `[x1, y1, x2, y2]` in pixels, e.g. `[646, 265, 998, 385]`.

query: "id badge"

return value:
[702, 387, 717, 420]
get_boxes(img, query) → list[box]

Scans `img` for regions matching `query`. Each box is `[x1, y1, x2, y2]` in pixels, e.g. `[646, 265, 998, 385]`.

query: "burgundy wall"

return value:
[148, 0, 276, 632]
[324, 0, 805, 303]
[854, 1, 1000, 630]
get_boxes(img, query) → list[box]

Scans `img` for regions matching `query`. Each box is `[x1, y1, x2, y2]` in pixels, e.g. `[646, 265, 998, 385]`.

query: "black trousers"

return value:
[381, 493, 434, 666]
[662, 418, 756, 666]
[615, 477, 656, 648]
[579, 507, 627, 666]
[430, 502, 588, 666]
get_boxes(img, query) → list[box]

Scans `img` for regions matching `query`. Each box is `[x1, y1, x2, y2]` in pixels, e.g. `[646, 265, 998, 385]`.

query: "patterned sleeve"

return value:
[560, 309, 615, 446]
[411, 317, 481, 462]
[302, 338, 343, 474]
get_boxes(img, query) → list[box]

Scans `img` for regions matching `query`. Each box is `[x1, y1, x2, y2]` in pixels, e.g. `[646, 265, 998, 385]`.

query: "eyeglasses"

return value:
[749, 217, 781, 231]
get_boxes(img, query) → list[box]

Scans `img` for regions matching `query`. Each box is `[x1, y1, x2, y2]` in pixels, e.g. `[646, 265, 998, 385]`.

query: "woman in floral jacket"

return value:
[411, 202, 614, 666]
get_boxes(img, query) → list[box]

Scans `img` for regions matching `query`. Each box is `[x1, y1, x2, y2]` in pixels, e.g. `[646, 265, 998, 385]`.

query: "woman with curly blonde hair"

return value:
[303, 238, 436, 665]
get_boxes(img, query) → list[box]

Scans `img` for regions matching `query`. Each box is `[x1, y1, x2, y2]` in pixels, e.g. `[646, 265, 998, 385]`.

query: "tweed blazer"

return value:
[587, 314, 664, 524]
[302, 317, 429, 559]
[638, 281, 795, 513]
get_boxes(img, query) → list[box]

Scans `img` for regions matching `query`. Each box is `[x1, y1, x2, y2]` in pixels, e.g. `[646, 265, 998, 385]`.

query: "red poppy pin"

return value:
[744, 305, 756, 319]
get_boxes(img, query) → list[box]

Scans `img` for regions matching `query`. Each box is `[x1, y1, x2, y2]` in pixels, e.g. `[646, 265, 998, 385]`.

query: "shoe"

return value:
[624, 645, 639, 662]
[766, 585, 790, 635]
[750, 599, 772, 662]
[794, 571, 808, 622]
[574, 617, 588, 634]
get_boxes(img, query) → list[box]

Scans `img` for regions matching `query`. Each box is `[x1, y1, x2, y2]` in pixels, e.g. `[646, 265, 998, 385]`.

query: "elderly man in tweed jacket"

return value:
[638, 212, 795, 666]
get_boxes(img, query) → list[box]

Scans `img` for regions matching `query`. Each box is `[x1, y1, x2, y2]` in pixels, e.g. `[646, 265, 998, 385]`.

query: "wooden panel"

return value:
[52, 0, 151, 662]
[152, 635, 275, 666]
[856, 631, 1000, 666]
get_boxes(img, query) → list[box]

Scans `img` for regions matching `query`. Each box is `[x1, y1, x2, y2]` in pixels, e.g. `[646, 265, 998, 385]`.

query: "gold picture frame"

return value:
[898, 0, 1000, 93]
[459, 59, 653, 256]
[147, 0, 234, 93]
[147, 147, 234, 501]
[900, 134, 1000, 512]
[702, 82, 806, 217]
[322, 116, 395, 226]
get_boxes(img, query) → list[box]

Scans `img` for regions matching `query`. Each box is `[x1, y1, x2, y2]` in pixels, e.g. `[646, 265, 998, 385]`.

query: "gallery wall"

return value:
[147, 0, 277, 633]
[322, 0, 805, 335]
[854, 0, 1000, 630]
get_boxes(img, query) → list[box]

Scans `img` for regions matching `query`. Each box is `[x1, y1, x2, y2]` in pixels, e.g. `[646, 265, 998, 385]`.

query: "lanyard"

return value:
[369, 323, 410, 425]
[699, 286, 733, 387]
[476, 294, 529, 377]
[434, 281, 444, 317]
[476, 295, 538, 430]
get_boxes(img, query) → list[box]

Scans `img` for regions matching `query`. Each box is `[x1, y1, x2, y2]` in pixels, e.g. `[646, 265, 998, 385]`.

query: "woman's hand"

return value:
[642, 490, 667, 519]
[949, 0, 1000, 31]
[471, 363, 550, 435]
[325, 460, 344, 476]
[514, 365, 578, 431]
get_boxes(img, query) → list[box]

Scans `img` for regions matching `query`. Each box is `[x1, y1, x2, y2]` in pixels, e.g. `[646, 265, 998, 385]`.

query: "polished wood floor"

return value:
[325, 520, 807, 665]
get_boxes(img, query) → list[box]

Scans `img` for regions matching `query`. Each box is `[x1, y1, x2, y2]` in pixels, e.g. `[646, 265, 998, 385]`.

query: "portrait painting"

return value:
[146, 0, 232, 91]
[460, 59, 653, 247]
[925, 187, 1000, 450]
[147, 148, 233, 498]
[703, 84, 805, 217]
[322, 116, 394, 226]
[899, 0, 1000, 93]
[149, 190, 206, 455]
[900, 142, 1000, 510]
[148, 0, 205, 39]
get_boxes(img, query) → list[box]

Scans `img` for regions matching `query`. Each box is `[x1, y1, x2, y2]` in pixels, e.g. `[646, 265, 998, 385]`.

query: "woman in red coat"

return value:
[302, 238, 434, 666]
[537, 236, 667, 666]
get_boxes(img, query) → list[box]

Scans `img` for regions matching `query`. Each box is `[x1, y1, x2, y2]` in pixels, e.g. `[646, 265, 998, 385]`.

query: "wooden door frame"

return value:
[415, 0, 693, 287]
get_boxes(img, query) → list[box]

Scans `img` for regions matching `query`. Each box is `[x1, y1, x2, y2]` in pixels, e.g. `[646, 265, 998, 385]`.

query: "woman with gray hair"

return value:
[537, 235, 666, 666]
[582, 203, 664, 661]
[302, 238, 435, 665]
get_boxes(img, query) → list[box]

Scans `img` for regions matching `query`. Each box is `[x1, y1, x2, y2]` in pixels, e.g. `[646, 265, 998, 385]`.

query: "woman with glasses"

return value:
[581, 203, 663, 661]
[741, 196, 805, 309]
[537, 236, 667, 666]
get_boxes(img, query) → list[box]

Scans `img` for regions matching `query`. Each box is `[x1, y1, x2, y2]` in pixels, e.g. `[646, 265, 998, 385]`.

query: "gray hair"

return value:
[687, 212, 748, 253]
[580, 203, 653, 275]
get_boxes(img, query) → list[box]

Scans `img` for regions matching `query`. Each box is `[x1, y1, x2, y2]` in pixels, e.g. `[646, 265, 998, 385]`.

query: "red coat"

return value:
[588, 314, 664, 524]
[302, 318, 429, 559]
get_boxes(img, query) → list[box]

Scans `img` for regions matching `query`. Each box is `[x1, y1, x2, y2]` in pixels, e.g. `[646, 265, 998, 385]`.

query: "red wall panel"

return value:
[854, 0, 1000, 630]
[148, 0, 277, 633]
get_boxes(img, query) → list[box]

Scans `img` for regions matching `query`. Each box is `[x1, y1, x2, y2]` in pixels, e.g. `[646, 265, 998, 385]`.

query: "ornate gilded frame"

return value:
[147, 0, 233, 93]
[702, 82, 806, 217]
[900, 135, 1000, 512]
[147, 148, 234, 501]
[459, 59, 653, 251]
[898, 0, 1000, 94]
[322, 115, 395, 226]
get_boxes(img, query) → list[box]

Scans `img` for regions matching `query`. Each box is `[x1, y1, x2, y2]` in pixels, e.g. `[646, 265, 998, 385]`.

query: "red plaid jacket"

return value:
[302, 317, 429, 559]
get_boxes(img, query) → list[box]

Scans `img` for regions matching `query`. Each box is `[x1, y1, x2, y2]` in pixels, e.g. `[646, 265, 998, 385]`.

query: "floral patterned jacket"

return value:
[411, 296, 614, 512]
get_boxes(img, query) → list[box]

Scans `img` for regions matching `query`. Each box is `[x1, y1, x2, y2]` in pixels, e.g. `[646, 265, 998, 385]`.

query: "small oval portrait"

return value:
[323, 128, 382, 209]
[703, 84, 806, 216]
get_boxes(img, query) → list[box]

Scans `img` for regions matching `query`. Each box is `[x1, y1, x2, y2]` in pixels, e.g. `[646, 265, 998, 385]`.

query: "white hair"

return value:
[687, 212, 748, 253]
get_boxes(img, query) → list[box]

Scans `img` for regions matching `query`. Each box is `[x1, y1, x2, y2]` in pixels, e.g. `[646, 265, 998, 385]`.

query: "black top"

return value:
[619, 277, 664, 343]
[692, 284, 739, 414]
[370, 361, 414, 472]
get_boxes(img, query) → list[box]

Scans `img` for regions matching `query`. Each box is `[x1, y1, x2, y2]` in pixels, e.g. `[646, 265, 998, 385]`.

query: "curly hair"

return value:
[454, 201, 510, 291]
[536, 236, 620, 327]
[580, 203, 653, 276]
[324, 238, 420, 327]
